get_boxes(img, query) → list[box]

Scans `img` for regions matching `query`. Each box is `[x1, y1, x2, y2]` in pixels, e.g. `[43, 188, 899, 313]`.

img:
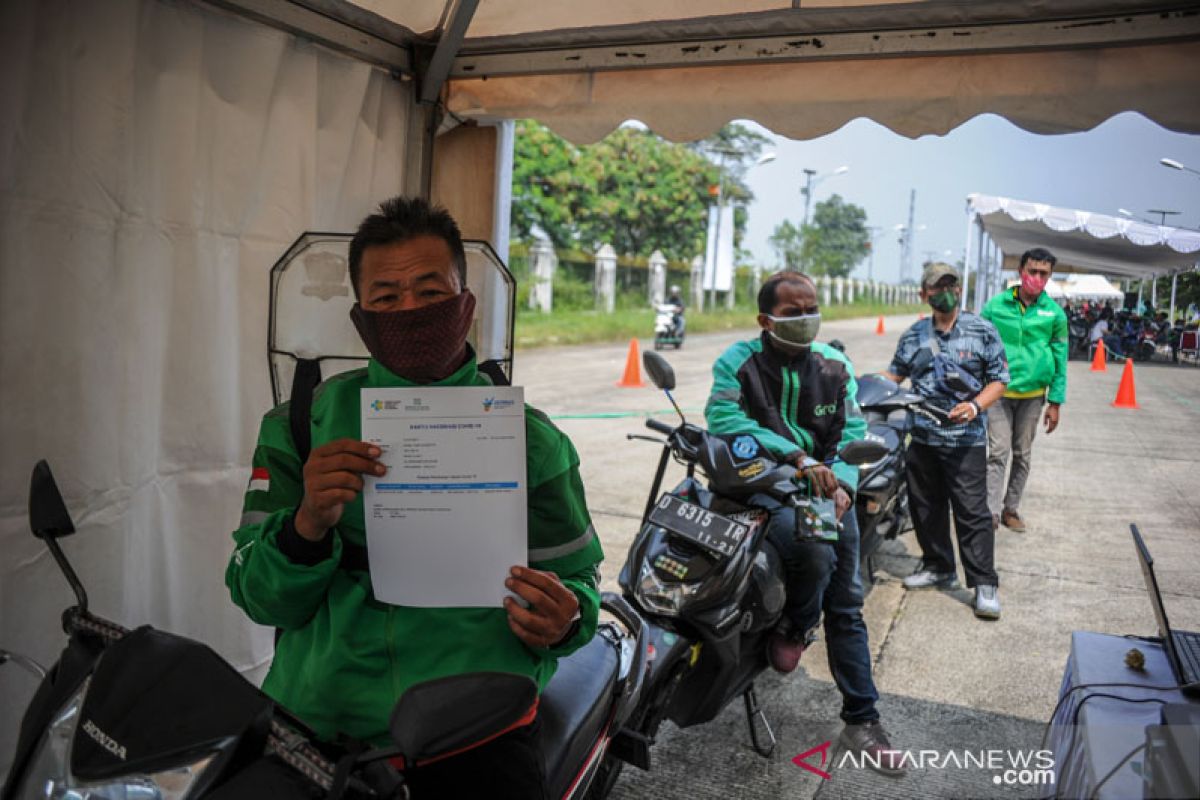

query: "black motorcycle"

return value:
[3, 462, 648, 800]
[594, 352, 885, 791]
[852, 373, 951, 584]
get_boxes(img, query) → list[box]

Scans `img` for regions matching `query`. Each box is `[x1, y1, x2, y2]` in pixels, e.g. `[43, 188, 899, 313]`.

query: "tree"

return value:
[573, 127, 722, 260]
[799, 194, 870, 278]
[768, 220, 804, 271]
[511, 121, 726, 260]
[510, 120, 582, 250]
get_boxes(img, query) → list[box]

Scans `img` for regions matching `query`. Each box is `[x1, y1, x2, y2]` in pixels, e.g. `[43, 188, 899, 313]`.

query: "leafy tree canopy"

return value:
[511, 121, 767, 261]
[798, 194, 870, 278]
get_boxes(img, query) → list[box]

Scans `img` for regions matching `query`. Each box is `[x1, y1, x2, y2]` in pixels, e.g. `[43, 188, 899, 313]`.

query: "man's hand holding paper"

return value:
[295, 439, 387, 541]
[504, 566, 581, 649]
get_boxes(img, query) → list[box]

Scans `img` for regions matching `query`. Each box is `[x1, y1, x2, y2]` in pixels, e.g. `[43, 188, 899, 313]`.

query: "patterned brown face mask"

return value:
[350, 290, 477, 383]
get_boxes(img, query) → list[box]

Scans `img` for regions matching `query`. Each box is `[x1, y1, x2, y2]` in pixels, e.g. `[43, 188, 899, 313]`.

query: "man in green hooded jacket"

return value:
[226, 196, 603, 798]
[980, 247, 1067, 533]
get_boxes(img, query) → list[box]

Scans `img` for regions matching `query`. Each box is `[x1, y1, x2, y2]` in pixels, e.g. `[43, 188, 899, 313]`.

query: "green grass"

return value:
[514, 302, 925, 350]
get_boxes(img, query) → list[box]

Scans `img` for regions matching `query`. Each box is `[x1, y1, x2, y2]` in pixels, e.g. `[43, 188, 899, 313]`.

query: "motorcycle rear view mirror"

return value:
[838, 439, 890, 465]
[641, 351, 676, 391]
[29, 460, 89, 614]
[30, 460, 75, 539]
[389, 672, 537, 766]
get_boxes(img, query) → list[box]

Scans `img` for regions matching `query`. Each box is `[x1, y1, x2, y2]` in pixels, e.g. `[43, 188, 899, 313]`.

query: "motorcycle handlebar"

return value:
[645, 418, 675, 435]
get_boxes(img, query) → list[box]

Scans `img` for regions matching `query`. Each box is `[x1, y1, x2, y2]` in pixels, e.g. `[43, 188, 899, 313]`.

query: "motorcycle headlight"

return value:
[635, 561, 701, 617]
[17, 678, 217, 800]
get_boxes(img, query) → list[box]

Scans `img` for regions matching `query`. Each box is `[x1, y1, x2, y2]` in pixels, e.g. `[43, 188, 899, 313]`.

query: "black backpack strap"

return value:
[288, 359, 322, 466]
[477, 359, 511, 387]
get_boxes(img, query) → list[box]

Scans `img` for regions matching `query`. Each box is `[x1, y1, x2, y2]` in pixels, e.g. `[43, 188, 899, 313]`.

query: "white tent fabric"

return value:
[1061, 274, 1125, 302]
[446, 40, 1200, 144]
[194, 1, 1200, 144]
[0, 0, 410, 773]
[969, 193, 1200, 278]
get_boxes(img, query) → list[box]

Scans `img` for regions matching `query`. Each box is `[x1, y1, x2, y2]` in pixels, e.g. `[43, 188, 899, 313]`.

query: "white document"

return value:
[361, 386, 526, 607]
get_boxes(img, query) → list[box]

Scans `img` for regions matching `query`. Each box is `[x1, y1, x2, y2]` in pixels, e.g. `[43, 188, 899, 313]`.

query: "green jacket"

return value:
[981, 287, 1068, 404]
[226, 356, 603, 744]
[705, 335, 866, 494]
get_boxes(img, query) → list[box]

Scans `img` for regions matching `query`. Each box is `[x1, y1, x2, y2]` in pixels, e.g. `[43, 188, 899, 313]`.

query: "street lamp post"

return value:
[1160, 157, 1200, 227]
[800, 165, 849, 227]
[1147, 209, 1181, 226]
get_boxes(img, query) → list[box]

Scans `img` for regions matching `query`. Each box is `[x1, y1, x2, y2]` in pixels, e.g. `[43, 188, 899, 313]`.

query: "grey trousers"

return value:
[986, 396, 1044, 516]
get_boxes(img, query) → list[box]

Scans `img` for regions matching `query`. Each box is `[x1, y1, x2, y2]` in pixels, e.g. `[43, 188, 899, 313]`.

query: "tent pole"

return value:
[961, 205, 974, 311]
[1170, 273, 1178, 321]
[1151, 276, 1157, 308]
[975, 224, 987, 309]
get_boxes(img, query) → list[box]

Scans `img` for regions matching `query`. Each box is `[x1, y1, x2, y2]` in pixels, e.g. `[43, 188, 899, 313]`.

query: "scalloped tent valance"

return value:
[968, 193, 1200, 278]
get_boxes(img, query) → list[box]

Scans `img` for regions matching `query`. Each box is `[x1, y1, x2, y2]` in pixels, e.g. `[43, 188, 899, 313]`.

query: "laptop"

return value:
[1131, 524, 1200, 698]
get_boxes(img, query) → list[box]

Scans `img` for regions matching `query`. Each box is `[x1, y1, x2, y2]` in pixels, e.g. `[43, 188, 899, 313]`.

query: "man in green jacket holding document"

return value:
[980, 247, 1067, 533]
[226, 197, 603, 798]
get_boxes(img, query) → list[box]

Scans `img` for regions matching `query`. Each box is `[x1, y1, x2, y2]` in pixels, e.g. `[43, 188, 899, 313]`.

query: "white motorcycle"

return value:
[653, 304, 685, 350]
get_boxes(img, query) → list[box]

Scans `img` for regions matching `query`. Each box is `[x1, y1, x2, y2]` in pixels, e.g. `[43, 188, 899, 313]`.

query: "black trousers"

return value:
[403, 716, 547, 800]
[905, 442, 998, 588]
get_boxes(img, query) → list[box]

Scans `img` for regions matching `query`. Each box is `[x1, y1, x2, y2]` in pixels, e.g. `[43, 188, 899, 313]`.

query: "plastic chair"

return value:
[1179, 330, 1200, 365]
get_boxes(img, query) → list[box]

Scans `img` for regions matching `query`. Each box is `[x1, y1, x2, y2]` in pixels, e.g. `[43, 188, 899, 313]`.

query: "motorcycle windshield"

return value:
[267, 233, 515, 405]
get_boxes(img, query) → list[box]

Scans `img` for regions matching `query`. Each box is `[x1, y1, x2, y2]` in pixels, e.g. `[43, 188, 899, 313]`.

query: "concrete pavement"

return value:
[516, 312, 1200, 799]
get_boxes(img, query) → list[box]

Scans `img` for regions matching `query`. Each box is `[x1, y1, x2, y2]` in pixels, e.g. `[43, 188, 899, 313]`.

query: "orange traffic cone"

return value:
[1112, 359, 1139, 409]
[616, 339, 645, 388]
[1090, 339, 1107, 372]
[875, 317, 885, 335]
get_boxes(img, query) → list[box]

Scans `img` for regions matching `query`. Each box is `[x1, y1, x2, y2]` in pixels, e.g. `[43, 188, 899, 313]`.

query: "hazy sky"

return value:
[739, 112, 1200, 284]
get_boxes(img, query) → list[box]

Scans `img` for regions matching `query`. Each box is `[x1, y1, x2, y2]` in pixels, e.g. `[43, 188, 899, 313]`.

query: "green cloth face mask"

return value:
[929, 290, 957, 313]
[768, 313, 822, 349]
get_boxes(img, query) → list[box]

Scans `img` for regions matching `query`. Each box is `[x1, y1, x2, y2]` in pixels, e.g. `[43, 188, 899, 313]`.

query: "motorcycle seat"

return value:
[539, 633, 619, 798]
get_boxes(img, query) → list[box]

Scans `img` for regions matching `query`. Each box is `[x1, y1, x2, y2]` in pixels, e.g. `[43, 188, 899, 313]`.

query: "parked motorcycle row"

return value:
[5, 346, 932, 800]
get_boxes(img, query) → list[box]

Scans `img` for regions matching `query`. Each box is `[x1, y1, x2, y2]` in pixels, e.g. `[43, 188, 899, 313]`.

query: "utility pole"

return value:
[900, 189, 916, 285]
[707, 152, 728, 311]
[801, 168, 817, 227]
[866, 226, 881, 281]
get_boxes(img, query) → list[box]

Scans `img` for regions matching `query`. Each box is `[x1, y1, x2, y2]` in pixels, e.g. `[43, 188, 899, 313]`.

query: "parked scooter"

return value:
[852, 374, 951, 583]
[3, 461, 648, 800]
[653, 304, 685, 350]
[594, 352, 885, 791]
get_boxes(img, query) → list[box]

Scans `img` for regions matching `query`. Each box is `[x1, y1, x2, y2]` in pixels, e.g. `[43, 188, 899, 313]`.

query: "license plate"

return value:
[648, 495, 750, 558]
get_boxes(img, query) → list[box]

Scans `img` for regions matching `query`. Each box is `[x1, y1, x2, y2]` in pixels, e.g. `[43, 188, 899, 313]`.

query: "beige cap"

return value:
[921, 262, 961, 288]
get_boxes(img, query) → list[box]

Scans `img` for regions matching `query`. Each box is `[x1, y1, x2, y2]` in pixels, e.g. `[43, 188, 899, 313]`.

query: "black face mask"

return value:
[350, 290, 476, 383]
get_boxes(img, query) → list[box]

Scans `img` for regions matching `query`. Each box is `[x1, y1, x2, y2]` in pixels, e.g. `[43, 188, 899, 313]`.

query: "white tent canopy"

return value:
[1061, 274, 1125, 302]
[204, 0, 1200, 144]
[969, 193, 1200, 279]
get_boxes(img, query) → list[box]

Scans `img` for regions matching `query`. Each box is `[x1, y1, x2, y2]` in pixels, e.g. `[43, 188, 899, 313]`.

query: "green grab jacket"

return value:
[226, 356, 604, 744]
[704, 335, 867, 494]
[981, 287, 1069, 404]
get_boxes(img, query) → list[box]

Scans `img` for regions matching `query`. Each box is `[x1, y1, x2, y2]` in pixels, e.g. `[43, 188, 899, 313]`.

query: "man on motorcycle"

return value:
[705, 270, 904, 776]
[225, 196, 604, 798]
[980, 247, 1067, 534]
[666, 284, 686, 337]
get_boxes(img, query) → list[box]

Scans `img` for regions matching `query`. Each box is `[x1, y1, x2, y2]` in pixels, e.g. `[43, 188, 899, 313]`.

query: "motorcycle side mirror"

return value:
[30, 460, 75, 539]
[838, 439, 890, 465]
[389, 672, 537, 765]
[29, 460, 89, 614]
[642, 351, 676, 391]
